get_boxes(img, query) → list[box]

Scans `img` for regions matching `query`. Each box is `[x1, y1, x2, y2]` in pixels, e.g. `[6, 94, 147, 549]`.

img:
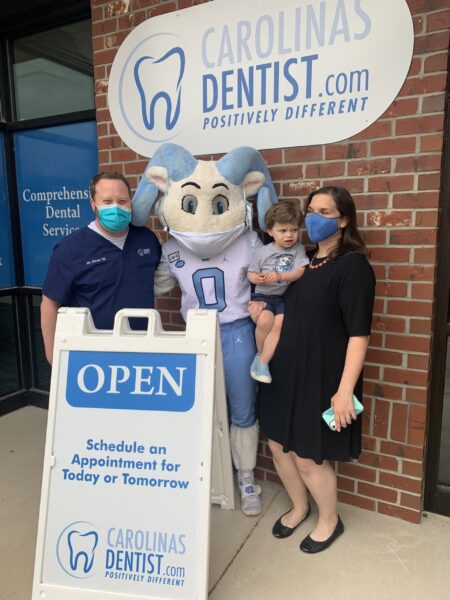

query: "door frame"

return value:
[424, 65, 450, 516]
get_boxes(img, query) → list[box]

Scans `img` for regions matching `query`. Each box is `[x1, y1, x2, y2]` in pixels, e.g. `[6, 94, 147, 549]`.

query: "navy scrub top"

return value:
[43, 224, 161, 330]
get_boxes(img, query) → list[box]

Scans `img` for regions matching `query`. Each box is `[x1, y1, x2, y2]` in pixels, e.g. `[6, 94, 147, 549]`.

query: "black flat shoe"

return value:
[300, 515, 344, 553]
[272, 503, 311, 539]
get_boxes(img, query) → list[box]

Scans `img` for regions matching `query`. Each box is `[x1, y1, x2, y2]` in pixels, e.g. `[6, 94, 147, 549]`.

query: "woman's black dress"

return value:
[259, 252, 375, 464]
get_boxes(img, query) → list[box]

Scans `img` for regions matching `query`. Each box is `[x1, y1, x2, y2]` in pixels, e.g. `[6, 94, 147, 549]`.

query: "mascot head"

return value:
[132, 145, 277, 257]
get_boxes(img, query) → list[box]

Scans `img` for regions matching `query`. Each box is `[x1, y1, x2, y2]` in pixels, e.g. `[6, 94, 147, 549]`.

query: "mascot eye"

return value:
[182, 195, 198, 214]
[212, 195, 229, 215]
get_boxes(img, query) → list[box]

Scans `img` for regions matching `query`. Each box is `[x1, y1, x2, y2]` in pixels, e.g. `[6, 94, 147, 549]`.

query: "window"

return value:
[0, 296, 21, 395]
[13, 19, 94, 120]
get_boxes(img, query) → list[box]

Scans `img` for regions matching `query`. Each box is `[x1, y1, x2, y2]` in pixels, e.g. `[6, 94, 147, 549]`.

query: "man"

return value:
[41, 172, 161, 364]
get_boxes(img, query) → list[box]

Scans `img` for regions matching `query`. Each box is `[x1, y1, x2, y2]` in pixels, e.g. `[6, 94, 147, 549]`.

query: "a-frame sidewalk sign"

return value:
[32, 307, 234, 600]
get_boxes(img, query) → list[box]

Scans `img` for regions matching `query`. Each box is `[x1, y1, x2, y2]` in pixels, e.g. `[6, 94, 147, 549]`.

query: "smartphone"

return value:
[322, 395, 364, 431]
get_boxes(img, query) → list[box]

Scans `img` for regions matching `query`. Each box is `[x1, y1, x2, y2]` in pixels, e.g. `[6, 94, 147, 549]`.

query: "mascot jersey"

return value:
[160, 231, 262, 324]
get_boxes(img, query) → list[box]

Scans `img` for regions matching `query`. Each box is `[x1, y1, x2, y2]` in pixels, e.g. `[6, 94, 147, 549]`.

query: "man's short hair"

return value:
[90, 172, 132, 199]
[264, 199, 303, 230]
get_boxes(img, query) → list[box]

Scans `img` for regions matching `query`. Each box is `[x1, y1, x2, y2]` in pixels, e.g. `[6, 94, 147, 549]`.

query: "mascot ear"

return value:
[148, 166, 170, 194]
[242, 171, 265, 198]
[132, 166, 159, 226]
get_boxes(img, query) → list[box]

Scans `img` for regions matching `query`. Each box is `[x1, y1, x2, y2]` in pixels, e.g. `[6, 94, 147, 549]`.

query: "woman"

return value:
[258, 186, 375, 553]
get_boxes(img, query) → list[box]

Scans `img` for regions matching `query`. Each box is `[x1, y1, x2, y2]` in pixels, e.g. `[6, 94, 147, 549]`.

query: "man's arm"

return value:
[40, 295, 61, 365]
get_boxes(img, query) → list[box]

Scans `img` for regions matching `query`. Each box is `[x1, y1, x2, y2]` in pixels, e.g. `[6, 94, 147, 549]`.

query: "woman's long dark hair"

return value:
[305, 186, 368, 260]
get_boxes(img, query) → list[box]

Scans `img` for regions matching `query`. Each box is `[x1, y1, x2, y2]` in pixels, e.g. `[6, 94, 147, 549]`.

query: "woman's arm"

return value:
[330, 335, 370, 432]
[277, 266, 306, 283]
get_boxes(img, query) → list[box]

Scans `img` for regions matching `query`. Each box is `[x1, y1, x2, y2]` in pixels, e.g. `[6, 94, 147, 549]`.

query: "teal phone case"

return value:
[322, 395, 363, 431]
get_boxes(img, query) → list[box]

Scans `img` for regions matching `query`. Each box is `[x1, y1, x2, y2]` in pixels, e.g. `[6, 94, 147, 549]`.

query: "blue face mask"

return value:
[96, 205, 131, 232]
[305, 212, 340, 243]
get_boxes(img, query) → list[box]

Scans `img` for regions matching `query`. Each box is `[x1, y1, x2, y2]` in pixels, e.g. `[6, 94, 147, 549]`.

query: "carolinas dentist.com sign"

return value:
[108, 0, 414, 157]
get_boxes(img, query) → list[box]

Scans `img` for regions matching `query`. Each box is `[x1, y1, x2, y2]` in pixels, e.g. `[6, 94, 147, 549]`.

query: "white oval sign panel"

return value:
[108, 0, 414, 157]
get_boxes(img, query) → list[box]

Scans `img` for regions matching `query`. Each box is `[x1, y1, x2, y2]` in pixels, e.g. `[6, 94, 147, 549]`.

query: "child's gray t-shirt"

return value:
[248, 241, 309, 296]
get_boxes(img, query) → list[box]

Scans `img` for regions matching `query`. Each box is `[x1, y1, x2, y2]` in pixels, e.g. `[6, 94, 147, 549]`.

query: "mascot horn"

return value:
[132, 143, 278, 516]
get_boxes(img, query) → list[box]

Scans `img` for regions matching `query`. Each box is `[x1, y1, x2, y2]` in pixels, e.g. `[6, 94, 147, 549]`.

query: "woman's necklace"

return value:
[309, 250, 330, 270]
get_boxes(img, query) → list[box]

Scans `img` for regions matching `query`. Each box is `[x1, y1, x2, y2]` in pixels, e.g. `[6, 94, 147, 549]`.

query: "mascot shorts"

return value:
[220, 317, 257, 428]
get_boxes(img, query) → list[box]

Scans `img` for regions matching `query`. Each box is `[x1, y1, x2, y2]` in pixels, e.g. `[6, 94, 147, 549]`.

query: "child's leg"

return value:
[260, 314, 284, 364]
[255, 310, 275, 354]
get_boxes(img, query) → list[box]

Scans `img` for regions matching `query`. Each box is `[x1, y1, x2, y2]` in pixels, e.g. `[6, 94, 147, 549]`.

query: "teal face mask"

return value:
[97, 205, 131, 232]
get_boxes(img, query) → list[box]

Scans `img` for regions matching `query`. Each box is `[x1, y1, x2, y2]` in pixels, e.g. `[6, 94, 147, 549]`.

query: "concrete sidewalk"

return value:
[1, 406, 450, 600]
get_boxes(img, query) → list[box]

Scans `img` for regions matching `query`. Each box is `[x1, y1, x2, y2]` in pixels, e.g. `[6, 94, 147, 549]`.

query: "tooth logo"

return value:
[111, 32, 187, 146]
[67, 530, 98, 573]
[134, 46, 185, 132]
[56, 521, 99, 579]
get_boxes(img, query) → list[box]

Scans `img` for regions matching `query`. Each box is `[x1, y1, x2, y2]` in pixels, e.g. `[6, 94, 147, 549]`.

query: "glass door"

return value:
[0, 133, 15, 288]
[0, 10, 96, 413]
[0, 132, 22, 399]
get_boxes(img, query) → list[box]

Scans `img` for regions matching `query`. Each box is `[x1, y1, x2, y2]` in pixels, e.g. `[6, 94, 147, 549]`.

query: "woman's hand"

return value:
[248, 300, 266, 323]
[330, 391, 357, 432]
[331, 336, 369, 432]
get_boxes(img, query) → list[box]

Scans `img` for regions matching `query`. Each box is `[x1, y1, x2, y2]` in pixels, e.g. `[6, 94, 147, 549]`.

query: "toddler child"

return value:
[247, 200, 308, 383]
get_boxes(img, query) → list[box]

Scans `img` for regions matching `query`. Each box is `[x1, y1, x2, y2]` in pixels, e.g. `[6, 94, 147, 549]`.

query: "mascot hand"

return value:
[154, 264, 177, 296]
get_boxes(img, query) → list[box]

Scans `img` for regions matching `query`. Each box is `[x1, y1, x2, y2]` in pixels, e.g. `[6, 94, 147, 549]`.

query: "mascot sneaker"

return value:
[238, 471, 262, 516]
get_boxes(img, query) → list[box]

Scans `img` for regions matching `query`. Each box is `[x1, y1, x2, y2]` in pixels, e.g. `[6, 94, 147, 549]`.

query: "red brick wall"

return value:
[91, 0, 450, 523]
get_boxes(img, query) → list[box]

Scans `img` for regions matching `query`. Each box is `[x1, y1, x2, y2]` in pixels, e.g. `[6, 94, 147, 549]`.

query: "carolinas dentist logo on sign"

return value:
[108, 0, 414, 157]
[116, 37, 186, 144]
[56, 521, 99, 579]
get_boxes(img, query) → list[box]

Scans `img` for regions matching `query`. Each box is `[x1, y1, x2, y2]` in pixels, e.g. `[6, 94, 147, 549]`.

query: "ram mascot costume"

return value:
[132, 144, 277, 516]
